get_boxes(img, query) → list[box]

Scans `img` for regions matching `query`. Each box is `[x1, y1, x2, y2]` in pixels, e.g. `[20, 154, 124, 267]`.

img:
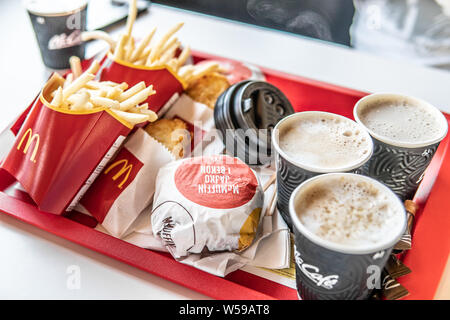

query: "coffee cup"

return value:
[272, 111, 373, 229]
[290, 173, 406, 300]
[354, 93, 448, 201]
[26, 0, 88, 69]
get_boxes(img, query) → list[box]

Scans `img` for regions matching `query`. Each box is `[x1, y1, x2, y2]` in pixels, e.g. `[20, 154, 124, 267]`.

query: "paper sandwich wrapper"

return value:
[1, 73, 134, 215]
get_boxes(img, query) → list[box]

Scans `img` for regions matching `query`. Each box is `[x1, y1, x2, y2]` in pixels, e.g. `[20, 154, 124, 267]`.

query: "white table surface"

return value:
[0, 2, 449, 299]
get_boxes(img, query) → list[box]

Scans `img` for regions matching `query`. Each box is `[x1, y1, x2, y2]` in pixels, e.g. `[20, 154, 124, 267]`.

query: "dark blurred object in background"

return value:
[352, 0, 450, 70]
[153, 0, 355, 46]
[26, 0, 88, 69]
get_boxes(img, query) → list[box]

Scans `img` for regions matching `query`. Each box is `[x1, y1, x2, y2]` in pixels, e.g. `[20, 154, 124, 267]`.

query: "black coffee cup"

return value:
[26, 0, 88, 69]
[354, 93, 448, 201]
[272, 111, 373, 229]
[289, 173, 406, 300]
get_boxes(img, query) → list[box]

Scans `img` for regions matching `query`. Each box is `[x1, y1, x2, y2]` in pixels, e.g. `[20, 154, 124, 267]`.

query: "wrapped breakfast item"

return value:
[79, 126, 176, 238]
[1, 60, 156, 215]
[152, 155, 264, 258]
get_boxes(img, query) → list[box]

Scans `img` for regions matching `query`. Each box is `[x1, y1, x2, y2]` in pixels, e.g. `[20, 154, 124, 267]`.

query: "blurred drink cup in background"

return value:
[25, 0, 88, 69]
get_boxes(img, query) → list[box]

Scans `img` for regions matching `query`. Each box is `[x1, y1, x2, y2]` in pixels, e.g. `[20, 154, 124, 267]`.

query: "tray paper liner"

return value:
[1, 73, 132, 215]
[79, 128, 175, 238]
[100, 53, 185, 114]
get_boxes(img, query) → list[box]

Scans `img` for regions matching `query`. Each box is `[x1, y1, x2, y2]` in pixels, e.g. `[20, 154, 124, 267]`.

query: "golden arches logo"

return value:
[104, 159, 133, 189]
[17, 128, 40, 163]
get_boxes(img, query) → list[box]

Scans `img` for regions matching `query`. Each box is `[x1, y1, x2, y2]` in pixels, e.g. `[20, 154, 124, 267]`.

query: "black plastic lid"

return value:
[214, 80, 294, 165]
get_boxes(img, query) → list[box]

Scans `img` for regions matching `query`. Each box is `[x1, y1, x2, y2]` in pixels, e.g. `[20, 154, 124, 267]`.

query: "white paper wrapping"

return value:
[79, 128, 175, 238]
[151, 155, 264, 258]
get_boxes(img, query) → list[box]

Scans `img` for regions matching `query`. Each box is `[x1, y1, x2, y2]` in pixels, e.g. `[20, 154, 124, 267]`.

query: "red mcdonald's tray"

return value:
[0, 51, 449, 300]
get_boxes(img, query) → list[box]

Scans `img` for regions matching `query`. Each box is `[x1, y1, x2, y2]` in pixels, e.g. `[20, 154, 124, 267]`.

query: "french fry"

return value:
[69, 56, 82, 79]
[147, 22, 184, 64]
[153, 40, 179, 66]
[125, 0, 138, 38]
[106, 86, 123, 100]
[178, 64, 195, 76]
[129, 107, 158, 122]
[91, 96, 121, 109]
[85, 81, 101, 90]
[118, 81, 146, 102]
[134, 58, 146, 65]
[119, 86, 155, 111]
[187, 62, 220, 84]
[110, 109, 150, 125]
[178, 65, 195, 80]
[62, 72, 95, 100]
[160, 37, 178, 55]
[100, 81, 120, 87]
[121, 0, 137, 62]
[166, 58, 178, 70]
[68, 91, 91, 111]
[116, 82, 129, 91]
[138, 46, 152, 61]
[81, 31, 116, 50]
[124, 37, 135, 62]
[64, 74, 73, 89]
[86, 80, 124, 90]
[176, 45, 191, 68]
[86, 59, 101, 75]
[130, 27, 156, 62]
[114, 34, 128, 61]
[50, 87, 63, 107]
[81, 88, 107, 98]
[135, 103, 148, 109]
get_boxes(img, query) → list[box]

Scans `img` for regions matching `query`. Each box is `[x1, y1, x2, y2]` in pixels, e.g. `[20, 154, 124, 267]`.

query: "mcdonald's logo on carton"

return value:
[81, 147, 144, 223]
[104, 159, 134, 189]
[16, 128, 40, 163]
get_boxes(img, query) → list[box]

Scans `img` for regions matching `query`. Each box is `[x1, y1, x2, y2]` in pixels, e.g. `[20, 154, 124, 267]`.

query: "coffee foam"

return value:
[278, 113, 371, 170]
[295, 175, 404, 248]
[358, 98, 443, 145]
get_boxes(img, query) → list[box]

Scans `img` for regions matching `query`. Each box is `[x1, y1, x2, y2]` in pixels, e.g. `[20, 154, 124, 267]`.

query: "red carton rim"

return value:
[105, 51, 188, 90]
[41, 73, 134, 129]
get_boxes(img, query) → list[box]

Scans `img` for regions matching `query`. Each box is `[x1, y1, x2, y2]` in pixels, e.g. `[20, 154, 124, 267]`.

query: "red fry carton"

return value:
[1, 74, 134, 215]
[100, 52, 186, 114]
